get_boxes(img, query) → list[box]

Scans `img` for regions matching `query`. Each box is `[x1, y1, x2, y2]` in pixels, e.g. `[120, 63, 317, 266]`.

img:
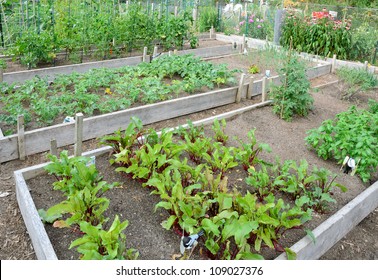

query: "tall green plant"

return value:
[269, 51, 313, 121]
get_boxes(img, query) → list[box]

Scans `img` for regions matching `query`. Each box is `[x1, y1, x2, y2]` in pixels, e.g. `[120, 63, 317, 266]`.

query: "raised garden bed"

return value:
[0, 46, 331, 163]
[14, 80, 378, 259]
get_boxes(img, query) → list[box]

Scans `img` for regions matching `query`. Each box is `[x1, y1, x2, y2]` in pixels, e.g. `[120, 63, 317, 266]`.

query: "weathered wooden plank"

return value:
[50, 139, 57, 157]
[3, 56, 144, 84]
[74, 113, 84, 157]
[236, 73, 246, 103]
[14, 170, 58, 260]
[306, 64, 331, 79]
[177, 44, 237, 58]
[261, 77, 267, 102]
[17, 115, 25, 160]
[82, 87, 239, 140]
[276, 181, 378, 260]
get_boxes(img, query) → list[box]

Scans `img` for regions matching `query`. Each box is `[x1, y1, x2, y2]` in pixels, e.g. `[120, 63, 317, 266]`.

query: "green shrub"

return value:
[269, 52, 313, 121]
[305, 106, 378, 182]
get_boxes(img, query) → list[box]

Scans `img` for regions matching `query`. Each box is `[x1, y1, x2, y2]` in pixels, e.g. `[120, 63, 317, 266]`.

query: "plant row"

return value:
[306, 99, 378, 183]
[4, 2, 198, 68]
[39, 151, 138, 260]
[0, 54, 237, 135]
[100, 117, 346, 260]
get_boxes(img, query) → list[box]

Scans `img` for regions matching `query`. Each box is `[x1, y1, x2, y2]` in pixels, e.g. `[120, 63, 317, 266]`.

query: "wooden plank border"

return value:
[276, 181, 378, 260]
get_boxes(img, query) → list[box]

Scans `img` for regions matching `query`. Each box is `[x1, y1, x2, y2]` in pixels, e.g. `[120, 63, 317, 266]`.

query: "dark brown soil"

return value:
[0, 53, 377, 260]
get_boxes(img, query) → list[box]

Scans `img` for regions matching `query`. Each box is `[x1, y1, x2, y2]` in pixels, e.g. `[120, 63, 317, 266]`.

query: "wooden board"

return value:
[3, 56, 144, 84]
[276, 181, 378, 260]
[14, 170, 58, 260]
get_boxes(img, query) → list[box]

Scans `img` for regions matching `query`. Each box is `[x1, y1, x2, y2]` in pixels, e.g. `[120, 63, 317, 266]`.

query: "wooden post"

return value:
[331, 54, 337, 73]
[261, 76, 267, 102]
[236, 73, 246, 103]
[173, 49, 178, 55]
[17, 115, 25, 160]
[142, 47, 148, 62]
[193, 7, 197, 29]
[364, 61, 368, 71]
[247, 77, 254, 99]
[241, 34, 246, 53]
[174, 6, 178, 17]
[50, 139, 57, 157]
[153, 45, 158, 57]
[0, 68, 3, 83]
[0, 127, 4, 138]
[210, 26, 214, 39]
[74, 113, 84, 157]
[168, 51, 172, 56]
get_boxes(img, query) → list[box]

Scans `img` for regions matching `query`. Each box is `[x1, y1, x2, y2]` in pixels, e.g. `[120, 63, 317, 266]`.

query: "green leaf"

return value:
[284, 248, 297, 260]
[305, 229, 316, 244]
[201, 218, 220, 236]
[217, 193, 233, 211]
[259, 213, 280, 227]
[239, 252, 265, 260]
[161, 215, 177, 230]
[154, 201, 173, 212]
[205, 238, 220, 255]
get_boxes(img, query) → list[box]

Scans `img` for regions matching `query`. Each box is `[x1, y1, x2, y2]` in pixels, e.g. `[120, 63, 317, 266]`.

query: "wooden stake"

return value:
[50, 139, 57, 157]
[0, 127, 4, 138]
[331, 54, 337, 73]
[17, 115, 25, 160]
[210, 26, 214, 39]
[261, 76, 267, 102]
[247, 77, 254, 99]
[236, 73, 246, 103]
[0, 68, 3, 83]
[364, 61, 368, 71]
[142, 47, 148, 62]
[174, 6, 178, 17]
[241, 34, 246, 53]
[74, 113, 84, 157]
[153, 45, 158, 58]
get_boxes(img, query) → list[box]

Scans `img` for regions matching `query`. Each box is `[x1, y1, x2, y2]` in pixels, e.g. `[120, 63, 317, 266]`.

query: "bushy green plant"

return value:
[269, 52, 313, 121]
[350, 22, 378, 63]
[305, 106, 378, 182]
[70, 215, 139, 260]
[10, 30, 56, 69]
[107, 117, 335, 260]
[238, 13, 270, 40]
[198, 6, 218, 33]
[336, 67, 378, 99]
[280, 10, 352, 60]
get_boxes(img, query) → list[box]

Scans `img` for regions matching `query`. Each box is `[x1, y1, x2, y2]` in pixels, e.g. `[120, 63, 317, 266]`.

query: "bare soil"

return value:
[1, 74, 377, 260]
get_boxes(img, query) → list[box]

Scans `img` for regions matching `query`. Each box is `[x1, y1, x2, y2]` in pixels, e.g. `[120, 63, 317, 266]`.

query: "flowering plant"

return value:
[237, 13, 270, 40]
[280, 9, 352, 59]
